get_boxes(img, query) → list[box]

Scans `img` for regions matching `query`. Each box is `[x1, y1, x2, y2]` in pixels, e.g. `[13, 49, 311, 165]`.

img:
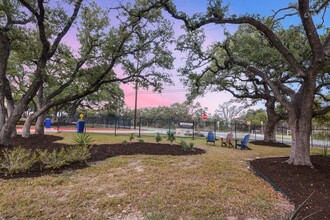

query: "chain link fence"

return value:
[51, 114, 330, 147]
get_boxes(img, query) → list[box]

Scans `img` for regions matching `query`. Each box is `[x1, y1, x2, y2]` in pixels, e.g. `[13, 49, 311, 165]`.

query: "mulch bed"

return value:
[250, 140, 291, 148]
[250, 156, 330, 220]
[0, 135, 205, 179]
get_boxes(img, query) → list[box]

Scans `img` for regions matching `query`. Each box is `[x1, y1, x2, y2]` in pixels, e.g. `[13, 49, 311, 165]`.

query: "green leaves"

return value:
[72, 133, 93, 146]
[0, 147, 38, 175]
[167, 131, 176, 145]
[155, 132, 162, 143]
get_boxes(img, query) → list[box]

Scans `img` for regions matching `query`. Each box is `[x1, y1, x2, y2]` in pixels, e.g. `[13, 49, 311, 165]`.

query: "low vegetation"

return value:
[72, 133, 93, 146]
[179, 140, 194, 151]
[0, 133, 324, 219]
[166, 131, 176, 145]
[0, 135, 91, 175]
[155, 132, 163, 143]
[0, 147, 38, 175]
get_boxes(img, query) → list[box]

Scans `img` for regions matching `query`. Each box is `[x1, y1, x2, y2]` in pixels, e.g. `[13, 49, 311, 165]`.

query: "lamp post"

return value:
[261, 121, 264, 134]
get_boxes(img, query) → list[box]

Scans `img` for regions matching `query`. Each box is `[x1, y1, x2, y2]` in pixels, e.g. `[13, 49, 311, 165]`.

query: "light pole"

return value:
[133, 53, 140, 130]
[261, 121, 264, 134]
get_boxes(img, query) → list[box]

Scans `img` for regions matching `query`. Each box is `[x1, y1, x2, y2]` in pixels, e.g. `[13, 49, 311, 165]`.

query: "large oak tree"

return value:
[162, 0, 330, 166]
[0, 0, 174, 145]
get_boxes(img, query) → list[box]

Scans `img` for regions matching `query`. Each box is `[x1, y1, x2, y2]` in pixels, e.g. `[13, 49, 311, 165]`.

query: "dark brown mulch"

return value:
[250, 140, 291, 148]
[0, 135, 205, 179]
[250, 156, 330, 220]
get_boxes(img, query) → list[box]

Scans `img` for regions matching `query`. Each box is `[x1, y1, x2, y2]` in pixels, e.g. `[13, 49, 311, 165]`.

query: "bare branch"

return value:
[298, 0, 325, 68]
[313, 105, 330, 116]
[17, 0, 39, 18]
[48, 0, 83, 58]
[313, 0, 330, 14]
[163, 3, 306, 77]
[271, 6, 299, 23]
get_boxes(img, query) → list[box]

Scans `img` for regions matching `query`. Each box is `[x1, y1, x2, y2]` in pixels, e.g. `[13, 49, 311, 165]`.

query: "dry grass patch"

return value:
[0, 133, 299, 219]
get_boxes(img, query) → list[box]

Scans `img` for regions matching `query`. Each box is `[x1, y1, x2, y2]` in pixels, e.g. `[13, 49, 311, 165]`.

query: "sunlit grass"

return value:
[0, 132, 304, 219]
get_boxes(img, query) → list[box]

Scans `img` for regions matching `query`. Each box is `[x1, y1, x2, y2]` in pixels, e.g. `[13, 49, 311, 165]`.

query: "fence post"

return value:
[311, 128, 313, 147]
[282, 126, 284, 143]
[57, 116, 60, 133]
[138, 116, 141, 138]
[192, 121, 195, 140]
[234, 122, 237, 140]
[214, 121, 217, 140]
[254, 126, 257, 140]
[114, 117, 117, 136]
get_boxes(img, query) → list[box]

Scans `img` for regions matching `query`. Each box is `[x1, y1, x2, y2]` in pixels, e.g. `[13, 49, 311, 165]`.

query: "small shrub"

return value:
[167, 131, 176, 145]
[37, 148, 69, 170]
[320, 145, 328, 157]
[189, 142, 195, 148]
[72, 133, 93, 146]
[65, 145, 91, 163]
[123, 140, 129, 145]
[0, 147, 38, 175]
[138, 139, 145, 143]
[180, 140, 193, 151]
[155, 133, 162, 144]
[129, 133, 135, 143]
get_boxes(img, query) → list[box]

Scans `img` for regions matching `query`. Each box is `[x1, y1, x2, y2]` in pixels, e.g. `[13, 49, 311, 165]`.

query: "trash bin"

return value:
[77, 120, 85, 133]
[45, 118, 52, 128]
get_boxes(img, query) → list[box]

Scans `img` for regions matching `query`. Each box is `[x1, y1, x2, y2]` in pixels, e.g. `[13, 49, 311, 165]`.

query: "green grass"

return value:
[1, 133, 320, 219]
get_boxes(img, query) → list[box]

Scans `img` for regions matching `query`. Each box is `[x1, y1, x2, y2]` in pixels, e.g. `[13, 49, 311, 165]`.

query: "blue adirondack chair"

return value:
[236, 134, 251, 150]
[206, 131, 215, 145]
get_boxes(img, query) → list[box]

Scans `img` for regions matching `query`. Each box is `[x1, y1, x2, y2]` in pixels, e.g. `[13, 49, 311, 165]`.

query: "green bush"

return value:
[189, 142, 195, 149]
[0, 147, 38, 175]
[167, 131, 176, 145]
[65, 145, 91, 163]
[138, 139, 145, 143]
[155, 133, 162, 144]
[72, 133, 93, 146]
[37, 148, 69, 170]
[129, 133, 135, 142]
[123, 140, 129, 145]
[179, 140, 193, 151]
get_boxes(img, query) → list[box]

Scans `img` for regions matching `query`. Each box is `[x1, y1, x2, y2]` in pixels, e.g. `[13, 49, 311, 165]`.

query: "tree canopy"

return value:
[162, 0, 330, 166]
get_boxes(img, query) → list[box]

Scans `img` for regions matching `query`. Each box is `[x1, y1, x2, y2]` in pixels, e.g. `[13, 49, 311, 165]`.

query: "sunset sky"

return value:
[61, 0, 300, 114]
[121, 0, 294, 113]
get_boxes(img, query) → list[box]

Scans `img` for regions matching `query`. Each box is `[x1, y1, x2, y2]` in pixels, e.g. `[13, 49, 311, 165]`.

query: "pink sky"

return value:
[60, 0, 270, 114]
[120, 83, 187, 109]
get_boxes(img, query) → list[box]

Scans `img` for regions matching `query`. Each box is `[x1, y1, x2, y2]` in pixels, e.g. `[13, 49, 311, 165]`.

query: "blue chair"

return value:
[236, 134, 251, 150]
[206, 131, 215, 145]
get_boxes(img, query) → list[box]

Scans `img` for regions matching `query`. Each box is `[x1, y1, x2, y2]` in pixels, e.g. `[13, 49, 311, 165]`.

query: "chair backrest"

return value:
[225, 132, 234, 143]
[241, 134, 250, 145]
[207, 131, 215, 141]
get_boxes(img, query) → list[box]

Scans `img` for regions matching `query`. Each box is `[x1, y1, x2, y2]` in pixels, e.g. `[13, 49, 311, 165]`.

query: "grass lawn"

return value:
[0, 133, 321, 219]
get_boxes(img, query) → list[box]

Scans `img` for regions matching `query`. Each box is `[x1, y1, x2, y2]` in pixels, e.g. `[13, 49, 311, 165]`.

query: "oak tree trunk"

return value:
[264, 121, 277, 143]
[22, 115, 33, 138]
[35, 85, 45, 135]
[264, 98, 282, 143]
[286, 114, 313, 167]
[35, 114, 45, 135]
[0, 33, 10, 129]
[66, 100, 81, 123]
[285, 85, 314, 167]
